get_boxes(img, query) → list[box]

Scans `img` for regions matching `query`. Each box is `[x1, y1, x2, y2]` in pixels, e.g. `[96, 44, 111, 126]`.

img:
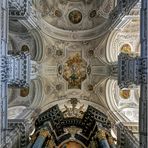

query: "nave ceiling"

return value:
[7, 0, 140, 126]
[32, 0, 116, 41]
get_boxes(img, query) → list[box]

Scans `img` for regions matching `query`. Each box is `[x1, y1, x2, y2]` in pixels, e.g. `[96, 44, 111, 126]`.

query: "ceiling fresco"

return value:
[0, 0, 143, 147]
[32, 0, 116, 41]
[106, 79, 139, 122]
[7, 0, 140, 128]
[106, 13, 140, 62]
[62, 98, 85, 118]
[33, 0, 115, 30]
[63, 52, 87, 89]
[68, 10, 82, 24]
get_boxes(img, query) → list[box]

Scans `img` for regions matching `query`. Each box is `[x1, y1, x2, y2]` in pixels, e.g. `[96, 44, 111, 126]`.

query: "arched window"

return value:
[106, 15, 140, 62]
[106, 79, 139, 122]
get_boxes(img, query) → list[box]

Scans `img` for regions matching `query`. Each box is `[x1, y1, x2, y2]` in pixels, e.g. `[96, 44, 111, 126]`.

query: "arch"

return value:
[7, 79, 43, 122]
[9, 20, 44, 62]
[32, 0, 116, 41]
[41, 99, 109, 116]
[30, 77, 44, 108]
[106, 30, 119, 63]
[105, 79, 139, 122]
[16, 19, 44, 62]
[106, 14, 140, 63]
[30, 30, 44, 62]
[34, 104, 112, 147]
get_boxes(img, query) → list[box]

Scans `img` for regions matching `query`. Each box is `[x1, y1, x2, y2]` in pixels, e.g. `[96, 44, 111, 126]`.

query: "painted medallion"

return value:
[69, 10, 82, 24]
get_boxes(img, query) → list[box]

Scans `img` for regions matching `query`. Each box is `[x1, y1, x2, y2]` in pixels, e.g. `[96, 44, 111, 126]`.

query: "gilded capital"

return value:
[108, 136, 115, 145]
[46, 139, 55, 148]
[39, 130, 49, 138]
[97, 130, 106, 141]
[30, 134, 37, 143]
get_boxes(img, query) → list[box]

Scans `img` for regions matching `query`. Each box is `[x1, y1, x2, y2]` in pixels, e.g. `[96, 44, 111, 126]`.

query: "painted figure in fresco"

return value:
[69, 10, 82, 24]
[63, 53, 87, 89]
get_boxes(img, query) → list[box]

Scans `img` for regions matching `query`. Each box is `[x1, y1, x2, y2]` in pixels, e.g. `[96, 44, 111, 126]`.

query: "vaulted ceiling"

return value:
[8, 0, 140, 125]
[32, 0, 116, 41]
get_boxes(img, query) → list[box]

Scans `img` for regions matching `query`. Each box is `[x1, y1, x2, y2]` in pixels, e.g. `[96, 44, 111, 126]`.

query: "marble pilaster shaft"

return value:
[99, 139, 110, 148]
[32, 130, 49, 148]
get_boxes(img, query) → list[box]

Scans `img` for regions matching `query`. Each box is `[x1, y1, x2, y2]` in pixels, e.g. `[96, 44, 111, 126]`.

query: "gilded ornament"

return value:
[120, 44, 131, 54]
[46, 139, 55, 148]
[120, 89, 130, 99]
[39, 130, 49, 137]
[107, 136, 115, 145]
[30, 134, 37, 143]
[63, 53, 87, 89]
[63, 98, 84, 118]
[97, 130, 106, 141]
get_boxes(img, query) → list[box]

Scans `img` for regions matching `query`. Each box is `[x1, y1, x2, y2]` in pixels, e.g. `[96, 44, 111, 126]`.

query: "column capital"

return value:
[97, 130, 107, 141]
[30, 134, 37, 143]
[39, 130, 49, 138]
[108, 136, 115, 145]
[46, 139, 55, 147]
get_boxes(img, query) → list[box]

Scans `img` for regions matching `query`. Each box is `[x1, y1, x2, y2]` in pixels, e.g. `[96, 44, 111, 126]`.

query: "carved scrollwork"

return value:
[63, 98, 84, 118]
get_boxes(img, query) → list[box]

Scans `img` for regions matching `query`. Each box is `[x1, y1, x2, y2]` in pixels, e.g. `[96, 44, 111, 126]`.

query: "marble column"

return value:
[32, 129, 49, 148]
[139, 0, 148, 148]
[97, 130, 110, 148]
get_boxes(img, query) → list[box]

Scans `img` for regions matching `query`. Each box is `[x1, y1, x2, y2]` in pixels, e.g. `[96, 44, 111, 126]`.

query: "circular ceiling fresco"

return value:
[32, 0, 115, 41]
[69, 10, 82, 24]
